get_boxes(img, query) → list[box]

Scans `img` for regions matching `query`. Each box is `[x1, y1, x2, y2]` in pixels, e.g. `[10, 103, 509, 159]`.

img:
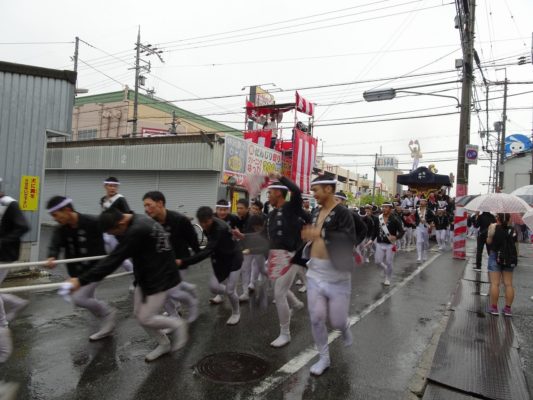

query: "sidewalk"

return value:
[422, 240, 532, 399]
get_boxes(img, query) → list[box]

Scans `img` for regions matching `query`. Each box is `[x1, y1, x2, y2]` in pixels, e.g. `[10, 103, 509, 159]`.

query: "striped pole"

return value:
[453, 206, 467, 259]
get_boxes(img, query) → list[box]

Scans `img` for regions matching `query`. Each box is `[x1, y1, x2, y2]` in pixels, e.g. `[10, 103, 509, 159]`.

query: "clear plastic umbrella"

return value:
[511, 185, 533, 205]
[523, 209, 533, 231]
[464, 193, 532, 213]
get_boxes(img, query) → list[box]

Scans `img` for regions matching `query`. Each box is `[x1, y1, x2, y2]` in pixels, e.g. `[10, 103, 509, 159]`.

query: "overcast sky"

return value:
[2, 0, 532, 196]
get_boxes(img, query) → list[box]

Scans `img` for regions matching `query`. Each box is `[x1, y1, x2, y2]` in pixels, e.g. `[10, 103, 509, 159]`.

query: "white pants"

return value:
[415, 225, 429, 260]
[436, 229, 447, 249]
[404, 227, 414, 247]
[274, 264, 300, 328]
[72, 281, 111, 319]
[0, 269, 28, 328]
[209, 271, 240, 315]
[374, 243, 394, 280]
[133, 286, 183, 345]
[241, 254, 266, 292]
[307, 272, 351, 353]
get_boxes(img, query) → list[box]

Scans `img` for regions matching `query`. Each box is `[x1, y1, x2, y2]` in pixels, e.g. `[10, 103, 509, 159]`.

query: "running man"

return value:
[266, 172, 305, 348]
[142, 191, 200, 323]
[301, 176, 356, 376]
[415, 199, 434, 263]
[177, 207, 242, 326]
[66, 208, 188, 362]
[46, 196, 116, 341]
[0, 181, 30, 366]
[375, 203, 403, 286]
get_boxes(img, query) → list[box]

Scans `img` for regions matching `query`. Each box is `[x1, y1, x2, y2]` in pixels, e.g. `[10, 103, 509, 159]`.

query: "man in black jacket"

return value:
[67, 208, 187, 362]
[100, 176, 133, 275]
[46, 196, 116, 341]
[266, 172, 305, 348]
[474, 211, 496, 269]
[362, 204, 379, 263]
[0, 182, 30, 364]
[375, 203, 403, 286]
[177, 207, 242, 326]
[143, 191, 200, 323]
[215, 199, 239, 229]
[301, 176, 356, 376]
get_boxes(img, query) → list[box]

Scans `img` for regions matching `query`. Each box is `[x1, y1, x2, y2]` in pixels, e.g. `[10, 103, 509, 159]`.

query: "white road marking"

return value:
[252, 252, 442, 398]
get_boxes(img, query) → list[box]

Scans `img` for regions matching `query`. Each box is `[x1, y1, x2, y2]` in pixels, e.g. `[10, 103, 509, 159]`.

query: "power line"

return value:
[162, 2, 452, 53]
[0, 41, 73, 45]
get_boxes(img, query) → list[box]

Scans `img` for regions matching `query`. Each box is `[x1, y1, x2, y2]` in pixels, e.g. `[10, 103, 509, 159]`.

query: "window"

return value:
[77, 129, 97, 140]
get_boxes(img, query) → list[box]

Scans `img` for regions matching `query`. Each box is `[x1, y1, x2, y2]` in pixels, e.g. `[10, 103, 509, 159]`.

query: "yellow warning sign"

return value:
[19, 176, 39, 211]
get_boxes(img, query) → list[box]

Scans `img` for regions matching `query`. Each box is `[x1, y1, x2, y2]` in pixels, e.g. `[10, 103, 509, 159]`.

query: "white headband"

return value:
[47, 198, 73, 213]
[268, 185, 289, 190]
[335, 194, 347, 200]
[216, 203, 231, 208]
[311, 179, 338, 186]
[103, 181, 120, 185]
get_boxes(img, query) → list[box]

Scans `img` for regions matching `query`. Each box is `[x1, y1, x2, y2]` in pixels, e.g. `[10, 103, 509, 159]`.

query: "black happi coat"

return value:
[267, 176, 305, 252]
[181, 217, 242, 283]
[78, 214, 181, 296]
[433, 214, 449, 230]
[48, 213, 106, 277]
[161, 210, 200, 261]
[0, 196, 29, 262]
[303, 204, 356, 270]
[415, 208, 434, 226]
[376, 214, 403, 244]
[100, 194, 131, 213]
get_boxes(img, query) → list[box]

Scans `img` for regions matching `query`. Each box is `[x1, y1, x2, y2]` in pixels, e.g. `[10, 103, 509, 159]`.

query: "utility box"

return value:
[0, 61, 76, 261]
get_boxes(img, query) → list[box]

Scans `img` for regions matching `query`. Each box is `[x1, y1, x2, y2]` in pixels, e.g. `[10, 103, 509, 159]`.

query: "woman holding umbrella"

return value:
[486, 213, 518, 316]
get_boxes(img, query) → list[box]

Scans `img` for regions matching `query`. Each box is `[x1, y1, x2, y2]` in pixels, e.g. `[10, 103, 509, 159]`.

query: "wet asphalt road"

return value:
[2, 226, 530, 399]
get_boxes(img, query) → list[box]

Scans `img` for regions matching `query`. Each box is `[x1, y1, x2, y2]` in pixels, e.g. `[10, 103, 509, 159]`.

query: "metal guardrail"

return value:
[0, 255, 106, 270]
[0, 256, 131, 293]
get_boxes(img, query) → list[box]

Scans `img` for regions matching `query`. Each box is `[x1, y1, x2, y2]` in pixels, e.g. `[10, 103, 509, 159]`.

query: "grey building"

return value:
[44, 135, 228, 221]
[0, 61, 76, 260]
[502, 150, 532, 193]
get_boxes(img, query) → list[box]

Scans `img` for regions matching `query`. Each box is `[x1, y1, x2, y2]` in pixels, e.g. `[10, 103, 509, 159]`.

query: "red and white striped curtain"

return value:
[291, 129, 318, 194]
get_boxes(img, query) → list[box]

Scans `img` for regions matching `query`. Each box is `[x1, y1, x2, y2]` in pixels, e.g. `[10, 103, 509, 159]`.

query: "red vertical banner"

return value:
[291, 129, 318, 194]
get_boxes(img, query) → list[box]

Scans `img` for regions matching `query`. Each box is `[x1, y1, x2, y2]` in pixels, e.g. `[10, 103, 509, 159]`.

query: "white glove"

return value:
[57, 282, 74, 303]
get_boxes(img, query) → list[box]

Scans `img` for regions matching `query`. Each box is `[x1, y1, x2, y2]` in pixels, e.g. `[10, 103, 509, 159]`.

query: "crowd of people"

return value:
[0, 172, 526, 395]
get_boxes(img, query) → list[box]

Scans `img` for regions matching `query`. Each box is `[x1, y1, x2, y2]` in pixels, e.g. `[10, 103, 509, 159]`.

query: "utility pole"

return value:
[130, 26, 164, 137]
[372, 153, 378, 203]
[247, 86, 257, 131]
[73, 36, 79, 81]
[455, 0, 476, 196]
[132, 28, 141, 137]
[498, 78, 508, 190]
[167, 111, 177, 135]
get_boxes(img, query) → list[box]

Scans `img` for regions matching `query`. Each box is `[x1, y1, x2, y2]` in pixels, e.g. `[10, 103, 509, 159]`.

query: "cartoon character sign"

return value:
[505, 134, 532, 158]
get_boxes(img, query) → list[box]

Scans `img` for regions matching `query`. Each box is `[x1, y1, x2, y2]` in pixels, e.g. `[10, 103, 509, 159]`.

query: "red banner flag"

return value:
[244, 130, 272, 148]
[291, 129, 318, 194]
[295, 91, 315, 116]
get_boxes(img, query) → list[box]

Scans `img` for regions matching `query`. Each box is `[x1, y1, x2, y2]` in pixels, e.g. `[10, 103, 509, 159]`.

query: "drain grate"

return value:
[194, 352, 269, 384]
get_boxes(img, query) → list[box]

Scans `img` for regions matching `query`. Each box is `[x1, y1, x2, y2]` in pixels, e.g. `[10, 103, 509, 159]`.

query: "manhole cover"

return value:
[194, 352, 269, 384]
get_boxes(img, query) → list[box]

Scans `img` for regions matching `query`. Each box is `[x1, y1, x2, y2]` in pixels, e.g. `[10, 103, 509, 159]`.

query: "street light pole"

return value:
[455, 0, 476, 196]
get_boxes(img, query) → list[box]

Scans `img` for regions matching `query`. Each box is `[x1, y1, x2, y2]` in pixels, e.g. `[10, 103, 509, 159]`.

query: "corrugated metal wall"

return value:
[42, 170, 220, 222]
[0, 66, 75, 242]
[46, 141, 224, 171]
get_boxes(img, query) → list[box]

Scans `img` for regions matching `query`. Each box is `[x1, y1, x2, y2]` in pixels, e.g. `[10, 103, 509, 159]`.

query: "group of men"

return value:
[0, 174, 456, 385]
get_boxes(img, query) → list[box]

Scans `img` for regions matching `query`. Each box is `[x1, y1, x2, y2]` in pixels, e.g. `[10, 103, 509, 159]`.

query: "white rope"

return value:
[0, 271, 133, 294]
[0, 256, 106, 270]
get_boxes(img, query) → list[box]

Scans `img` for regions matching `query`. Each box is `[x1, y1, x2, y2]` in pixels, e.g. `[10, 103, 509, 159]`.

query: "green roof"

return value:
[75, 90, 241, 136]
